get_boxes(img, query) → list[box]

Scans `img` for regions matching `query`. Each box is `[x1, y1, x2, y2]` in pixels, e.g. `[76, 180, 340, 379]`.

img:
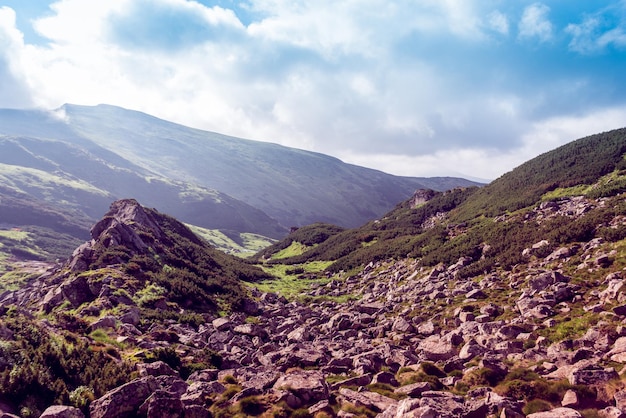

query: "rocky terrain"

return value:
[0, 191, 624, 418]
[1, 128, 626, 417]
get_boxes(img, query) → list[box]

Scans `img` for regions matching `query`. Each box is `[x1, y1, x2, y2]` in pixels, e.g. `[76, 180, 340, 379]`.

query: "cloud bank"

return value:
[1, 0, 626, 180]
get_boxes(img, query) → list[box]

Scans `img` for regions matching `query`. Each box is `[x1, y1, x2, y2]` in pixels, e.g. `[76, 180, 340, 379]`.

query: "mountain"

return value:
[0, 104, 480, 234]
[2, 127, 626, 417]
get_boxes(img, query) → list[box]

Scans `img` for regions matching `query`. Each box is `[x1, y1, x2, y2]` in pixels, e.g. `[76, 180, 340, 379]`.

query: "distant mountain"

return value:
[0, 104, 480, 231]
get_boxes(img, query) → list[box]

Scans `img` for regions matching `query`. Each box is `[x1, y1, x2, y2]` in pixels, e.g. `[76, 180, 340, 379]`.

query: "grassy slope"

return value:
[254, 127, 626, 275]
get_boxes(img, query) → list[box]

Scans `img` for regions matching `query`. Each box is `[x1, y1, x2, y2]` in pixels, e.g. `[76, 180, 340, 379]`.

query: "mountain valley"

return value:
[0, 128, 626, 417]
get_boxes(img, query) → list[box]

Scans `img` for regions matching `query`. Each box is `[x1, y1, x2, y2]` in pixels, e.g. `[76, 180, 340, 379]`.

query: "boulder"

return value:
[138, 390, 183, 418]
[394, 382, 431, 398]
[181, 381, 226, 406]
[273, 369, 329, 404]
[39, 406, 85, 418]
[338, 388, 398, 413]
[568, 365, 619, 385]
[61, 275, 95, 307]
[598, 407, 626, 418]
[418, 335, 457, 361]
[561, 389, 578, 407]
[526, 407, 582, 418]
[392, 317, 414, 333]
[90, 376, 158, 418]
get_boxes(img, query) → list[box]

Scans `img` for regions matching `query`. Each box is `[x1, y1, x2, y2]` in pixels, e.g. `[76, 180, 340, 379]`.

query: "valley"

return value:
[1, 124, 626, 417]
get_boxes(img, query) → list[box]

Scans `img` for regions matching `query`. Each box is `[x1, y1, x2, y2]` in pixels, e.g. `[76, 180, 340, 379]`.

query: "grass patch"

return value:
[0, 269, 39, 292]
[186, 225, 275, 256]
[271, 241, 311, 260]
[541, 185, 591, 200]
[252, 262, 334, 299]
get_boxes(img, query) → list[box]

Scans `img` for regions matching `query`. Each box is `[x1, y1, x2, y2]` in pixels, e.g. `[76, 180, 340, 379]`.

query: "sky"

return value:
[1, 1, 626, 181]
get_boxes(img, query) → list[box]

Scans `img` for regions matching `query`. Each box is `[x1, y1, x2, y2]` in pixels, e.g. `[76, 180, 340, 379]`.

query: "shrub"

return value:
[237, 396, 265, 416]
[522, 399, 552, 415]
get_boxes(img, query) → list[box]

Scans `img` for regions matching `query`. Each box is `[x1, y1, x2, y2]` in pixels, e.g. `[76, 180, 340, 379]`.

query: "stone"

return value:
[330, 374, 372, 391]
[39, 406, 85, 418]
[138, 391, 183, 418]
[561, 389, 578, 407]
[181, 381, 226, 406]
[526, 407, 582, 418]
[287, 326, 310, 342]
[138, 361, 178, 377]
[61, 275, 95, 307]
[598, 407, 626, 418]
[614, 389, 626, 411]
[212, 317, 231, 331]
[90, 376, 158, 418]
[418, 335, 457, 361]
[466, 289, 487, 299]
[459, 339, 485, 360]
[273, 369, 329, 404]
[392, 317, 414, 333]
[394, 382, 431, 398]
[568, 365, 619, 385]
[372, 371, 398, 387]
[338, 388, 398, 413]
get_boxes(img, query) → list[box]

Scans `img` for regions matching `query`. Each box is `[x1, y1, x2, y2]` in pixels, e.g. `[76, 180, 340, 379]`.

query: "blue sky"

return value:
[1, 1, 626, 180]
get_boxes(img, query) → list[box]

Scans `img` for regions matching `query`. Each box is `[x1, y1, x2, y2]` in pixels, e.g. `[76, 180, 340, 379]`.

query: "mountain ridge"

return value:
[0, 104, 480, 261]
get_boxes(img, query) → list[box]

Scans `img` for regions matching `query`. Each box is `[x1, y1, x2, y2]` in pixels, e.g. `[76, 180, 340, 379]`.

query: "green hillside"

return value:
[255, 128, 626, 276]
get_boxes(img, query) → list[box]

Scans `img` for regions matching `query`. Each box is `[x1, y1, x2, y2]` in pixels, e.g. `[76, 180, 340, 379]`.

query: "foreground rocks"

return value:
[3, 195, 626, 417]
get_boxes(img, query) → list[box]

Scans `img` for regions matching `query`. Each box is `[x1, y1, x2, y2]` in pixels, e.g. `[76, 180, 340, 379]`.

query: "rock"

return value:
[61, 276, 95, 307]
[138, 361, 178, 377]
[418, 335, 457, 361]
[459, 339, 485, 360]
[273, 369, 329, 404]
[614, 389, 626, 411]
[308, 400, 335, 417]
[599, 407, 626, 418]
[212, 317, 231, 331]
[372, 371, 398, 387]
[330, 374, 372, 391]
[394, 382, 431, 398]
[568, 365, 619, 385]
[240, 298, 261, 315]
[287, 326, 310, 342]
[561, 389, 578, 407]
[120, 308, 141, 325]
[338, 388, 398, 413]
[526, 407, 582, 418]
[181, 381, 225, 406]
[417, 320, 436, 335]
[90, 376, 158, 418]
[392, 317, 414, 333]
[418, 391, 465, 417]
[182, 405, 210, 418]
[138, 391, 183, 418]
[39, 406, 85, 418]
[380, 398, 428, 418]
[466, 289, 487, 299]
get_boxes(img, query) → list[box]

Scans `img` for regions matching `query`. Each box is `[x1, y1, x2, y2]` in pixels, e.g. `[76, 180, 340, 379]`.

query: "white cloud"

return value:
[0, 7, 33, 108]
[487, 10, 509, 35]
[0, 0, 625, 182]
[518, 3, 553, 43]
